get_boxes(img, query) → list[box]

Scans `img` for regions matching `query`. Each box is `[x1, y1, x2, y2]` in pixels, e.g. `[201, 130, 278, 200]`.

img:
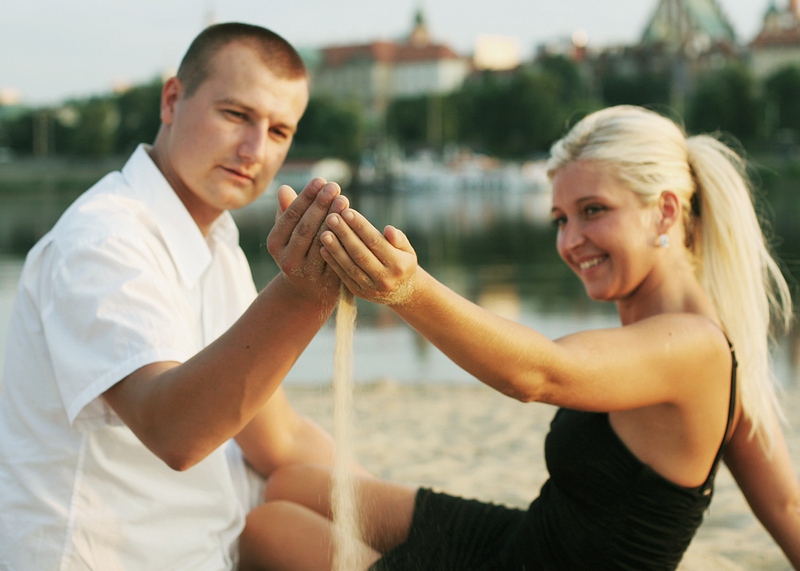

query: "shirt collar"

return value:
[121, 144, 240, 288]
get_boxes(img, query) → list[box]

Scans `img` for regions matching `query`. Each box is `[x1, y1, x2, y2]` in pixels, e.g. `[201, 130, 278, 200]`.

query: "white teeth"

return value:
[578, 257, 606, 271]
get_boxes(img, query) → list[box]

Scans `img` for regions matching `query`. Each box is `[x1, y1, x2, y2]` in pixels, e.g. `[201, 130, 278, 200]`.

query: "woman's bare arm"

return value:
[725, 410, 800, 568]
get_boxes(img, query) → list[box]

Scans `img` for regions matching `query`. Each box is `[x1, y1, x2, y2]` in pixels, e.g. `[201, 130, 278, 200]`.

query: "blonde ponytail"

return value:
[686, 136, 792, 446]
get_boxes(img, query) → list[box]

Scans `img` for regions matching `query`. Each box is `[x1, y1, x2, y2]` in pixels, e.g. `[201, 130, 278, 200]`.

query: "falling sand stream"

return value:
[331, 286, 363, 570]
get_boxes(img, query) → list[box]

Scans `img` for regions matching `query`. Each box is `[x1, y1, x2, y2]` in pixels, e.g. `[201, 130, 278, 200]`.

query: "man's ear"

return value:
[160, 77, 183, 125]
[657, 191, 681, 233]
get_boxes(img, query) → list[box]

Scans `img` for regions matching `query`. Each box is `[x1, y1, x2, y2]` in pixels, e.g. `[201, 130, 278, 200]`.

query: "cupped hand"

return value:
[267, 177, 349, 304]
[319, 208, 418, 306]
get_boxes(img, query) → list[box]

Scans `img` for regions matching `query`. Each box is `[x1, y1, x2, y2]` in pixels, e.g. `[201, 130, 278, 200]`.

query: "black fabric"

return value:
[370, 347, 738, 571]
[369, 488, 526, 571]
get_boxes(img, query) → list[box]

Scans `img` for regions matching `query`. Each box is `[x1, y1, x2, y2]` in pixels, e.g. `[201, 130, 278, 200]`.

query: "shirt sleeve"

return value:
[41, 232, 198, 431]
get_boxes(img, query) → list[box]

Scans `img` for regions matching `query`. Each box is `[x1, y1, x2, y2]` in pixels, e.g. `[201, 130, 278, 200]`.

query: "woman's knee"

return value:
[240, 501, 335, 571]
[241, 501, 294, 550]
[263, 464, 332, 509]
[242, 500, 328, 550]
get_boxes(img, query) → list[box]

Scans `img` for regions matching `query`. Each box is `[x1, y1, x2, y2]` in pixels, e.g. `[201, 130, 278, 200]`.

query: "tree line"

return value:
[387, 55, 800, 159]
[1, 55, 800, 163]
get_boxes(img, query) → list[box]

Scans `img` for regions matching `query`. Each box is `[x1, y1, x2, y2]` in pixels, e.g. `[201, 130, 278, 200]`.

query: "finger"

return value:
[268, 180, 339, 269]
[274, 185, 296, 224]
[320, 239, 370, 295]
[290, 182, 342, 252]
[329, 195, 350, 216]
[299, 193, 350, 284]
[309, 195, 349, 246]
[269, 178, 327, 249]
[331, 209, 400, 269]
[277, 185, 298, 215]
[324, 212, 380, 276]
[314, 195, 349, 237]
[320, 228, 375, 282]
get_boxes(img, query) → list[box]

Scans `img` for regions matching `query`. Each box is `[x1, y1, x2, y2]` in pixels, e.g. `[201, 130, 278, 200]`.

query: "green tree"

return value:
[538, 54, 591, 104]
[600, 71, 671, 107]
[2, 111, 35, 155]
[290, 96, 364, 163]
[763, 65, 800, 139]
[686, 65, 759, 144]
[386, 96, 428, 149]
[457, 69, 574, 158]
[58, 98, 120, 158]
[386, 94, 459, 151]
[114, 79, 163, 155]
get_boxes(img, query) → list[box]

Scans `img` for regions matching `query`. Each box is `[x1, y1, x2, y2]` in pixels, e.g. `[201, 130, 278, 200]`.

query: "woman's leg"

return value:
[238, 499, 381, 571]
[262, 464, 417, 553]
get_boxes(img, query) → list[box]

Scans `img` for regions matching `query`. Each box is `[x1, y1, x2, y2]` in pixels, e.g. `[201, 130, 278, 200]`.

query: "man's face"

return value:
[158, 41, 309, 232]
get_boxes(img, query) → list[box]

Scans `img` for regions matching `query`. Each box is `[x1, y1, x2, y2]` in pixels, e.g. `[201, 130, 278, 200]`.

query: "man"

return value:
[0, 23, 348, 570]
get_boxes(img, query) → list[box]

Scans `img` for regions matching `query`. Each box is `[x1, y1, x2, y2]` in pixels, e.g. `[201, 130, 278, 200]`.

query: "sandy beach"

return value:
[285, 380, 800, 571]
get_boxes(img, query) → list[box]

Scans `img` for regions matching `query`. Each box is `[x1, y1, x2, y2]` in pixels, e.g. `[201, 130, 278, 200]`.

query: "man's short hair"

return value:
[177, 22, 307, 97]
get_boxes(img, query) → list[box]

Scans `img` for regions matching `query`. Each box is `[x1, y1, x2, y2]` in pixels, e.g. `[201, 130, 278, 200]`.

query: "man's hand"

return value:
[267, 178, 349, 305]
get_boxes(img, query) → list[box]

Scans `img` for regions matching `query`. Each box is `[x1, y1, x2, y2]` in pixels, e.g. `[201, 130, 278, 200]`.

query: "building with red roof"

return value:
[309, 10, 471, 124]
[749, 0, 800, 79]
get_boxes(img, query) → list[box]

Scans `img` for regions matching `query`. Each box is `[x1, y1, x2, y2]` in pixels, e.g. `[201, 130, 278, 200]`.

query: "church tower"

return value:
[641, 0, 736, 52]
[408, 8, 431, 47]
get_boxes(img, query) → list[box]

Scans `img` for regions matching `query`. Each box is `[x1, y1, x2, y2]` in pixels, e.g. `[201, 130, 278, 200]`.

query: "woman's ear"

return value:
[657, 191, 681, 234]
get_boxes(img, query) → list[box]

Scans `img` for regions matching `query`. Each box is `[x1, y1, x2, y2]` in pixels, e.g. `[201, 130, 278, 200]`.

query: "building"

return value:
[641, 0, 737, 52]
[749, 0, 800, 79]
[585, 0, 740, 111]
[309, 10, 470, 125]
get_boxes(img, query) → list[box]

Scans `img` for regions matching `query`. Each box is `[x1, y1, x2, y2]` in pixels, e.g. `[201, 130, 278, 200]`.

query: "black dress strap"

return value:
[701, 342, 738, 494]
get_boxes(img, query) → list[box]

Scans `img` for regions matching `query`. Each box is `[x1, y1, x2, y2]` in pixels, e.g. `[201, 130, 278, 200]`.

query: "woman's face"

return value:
[551, 161, 659, 302]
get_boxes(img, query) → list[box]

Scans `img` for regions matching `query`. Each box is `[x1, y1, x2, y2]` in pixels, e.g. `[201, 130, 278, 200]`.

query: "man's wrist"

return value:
[273, 272, 339, 314]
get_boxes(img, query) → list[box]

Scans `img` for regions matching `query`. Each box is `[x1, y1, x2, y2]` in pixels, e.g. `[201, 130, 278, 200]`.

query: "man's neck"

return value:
[146, 140, 220, 237]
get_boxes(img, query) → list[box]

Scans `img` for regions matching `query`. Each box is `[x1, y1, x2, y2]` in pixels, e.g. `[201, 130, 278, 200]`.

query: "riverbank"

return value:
[285, 381, 799, 570]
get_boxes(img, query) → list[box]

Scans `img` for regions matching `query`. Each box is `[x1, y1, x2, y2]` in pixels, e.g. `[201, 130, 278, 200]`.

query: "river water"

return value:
[0, 254, 622, 386]
[2, 254, 797, 388]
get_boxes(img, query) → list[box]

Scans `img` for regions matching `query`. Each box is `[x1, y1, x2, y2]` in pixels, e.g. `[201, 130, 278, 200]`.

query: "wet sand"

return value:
[285, 380, 800, 570]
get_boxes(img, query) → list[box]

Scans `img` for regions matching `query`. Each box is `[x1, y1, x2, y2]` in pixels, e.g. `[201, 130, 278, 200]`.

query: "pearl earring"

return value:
[658, 234, 670, 249]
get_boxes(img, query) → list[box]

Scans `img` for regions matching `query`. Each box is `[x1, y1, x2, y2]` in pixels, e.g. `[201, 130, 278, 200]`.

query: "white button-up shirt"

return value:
[0, 145, 258, 570]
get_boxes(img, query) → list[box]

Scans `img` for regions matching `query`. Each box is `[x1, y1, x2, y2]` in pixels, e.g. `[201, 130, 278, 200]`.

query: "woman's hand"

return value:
[319, 208, 418, 306]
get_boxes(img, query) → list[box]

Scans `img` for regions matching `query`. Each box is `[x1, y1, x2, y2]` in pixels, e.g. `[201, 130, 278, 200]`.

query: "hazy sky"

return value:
[1, 0, 772, 106]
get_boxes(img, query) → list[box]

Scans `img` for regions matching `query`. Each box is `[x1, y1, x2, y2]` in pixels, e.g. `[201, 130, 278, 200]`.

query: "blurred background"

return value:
[2, 0, 800, 385]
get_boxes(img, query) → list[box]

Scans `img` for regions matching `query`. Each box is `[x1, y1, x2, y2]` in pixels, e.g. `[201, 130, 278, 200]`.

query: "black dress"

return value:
[370, 347, 738, 571]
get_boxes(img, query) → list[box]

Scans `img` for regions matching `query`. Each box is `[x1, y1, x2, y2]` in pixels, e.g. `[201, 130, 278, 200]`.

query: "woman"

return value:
[239, 106, 800, 570]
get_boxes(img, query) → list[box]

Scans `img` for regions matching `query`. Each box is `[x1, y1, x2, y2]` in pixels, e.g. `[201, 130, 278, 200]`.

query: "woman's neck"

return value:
[616, 263, 719, 327]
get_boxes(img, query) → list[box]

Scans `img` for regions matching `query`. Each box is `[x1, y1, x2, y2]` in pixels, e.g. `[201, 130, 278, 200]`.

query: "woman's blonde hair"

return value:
[546, 105, 793, 447]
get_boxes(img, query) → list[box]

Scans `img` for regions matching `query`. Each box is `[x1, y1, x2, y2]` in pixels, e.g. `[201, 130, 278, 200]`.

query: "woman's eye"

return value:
[551, 216, 566, 228]
[584, 205, 604, 217]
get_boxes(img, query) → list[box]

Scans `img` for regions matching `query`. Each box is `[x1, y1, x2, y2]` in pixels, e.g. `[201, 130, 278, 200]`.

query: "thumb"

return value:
[384, 225, 413, 253]
[275, 185, 298, 219]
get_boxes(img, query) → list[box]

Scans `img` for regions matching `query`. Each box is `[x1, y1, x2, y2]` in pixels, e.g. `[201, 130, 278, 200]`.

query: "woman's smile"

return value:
[577, 255, 609, 272]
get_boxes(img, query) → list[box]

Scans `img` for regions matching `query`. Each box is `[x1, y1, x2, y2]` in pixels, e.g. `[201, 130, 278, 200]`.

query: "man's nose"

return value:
[239, 122, 269, 161]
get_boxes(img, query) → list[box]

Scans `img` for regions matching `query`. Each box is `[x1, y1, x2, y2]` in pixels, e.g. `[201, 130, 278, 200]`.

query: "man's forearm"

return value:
[104, 274, 336, 470]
